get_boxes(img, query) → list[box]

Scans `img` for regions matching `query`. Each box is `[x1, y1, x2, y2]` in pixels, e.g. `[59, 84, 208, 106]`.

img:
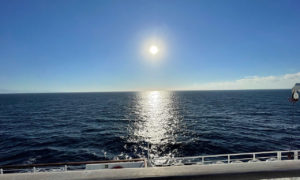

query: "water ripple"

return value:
[0, 90, 299, 165]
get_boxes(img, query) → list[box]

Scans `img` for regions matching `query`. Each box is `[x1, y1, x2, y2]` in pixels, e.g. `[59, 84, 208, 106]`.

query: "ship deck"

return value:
[1, 160, 300, 180]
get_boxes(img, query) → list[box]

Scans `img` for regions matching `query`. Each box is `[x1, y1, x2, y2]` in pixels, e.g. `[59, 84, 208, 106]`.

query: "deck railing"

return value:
[0, 158, 146, 174]
[152, 150, 300, 166]
[1, 150, 299, 174]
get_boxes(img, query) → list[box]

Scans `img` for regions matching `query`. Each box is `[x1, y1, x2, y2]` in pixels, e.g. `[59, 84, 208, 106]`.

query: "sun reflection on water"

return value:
[130, 91, 180, 159]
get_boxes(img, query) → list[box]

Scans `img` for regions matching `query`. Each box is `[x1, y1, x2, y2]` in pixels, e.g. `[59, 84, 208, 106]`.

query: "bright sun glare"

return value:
[149, 45, 159, 55]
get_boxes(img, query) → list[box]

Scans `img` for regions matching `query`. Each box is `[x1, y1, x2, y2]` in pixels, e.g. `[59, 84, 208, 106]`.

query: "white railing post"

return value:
[202, 156, 204, 164]
[253, 153, 256, 160]
[277, 151, 281, 160]
[0, 168, 3, 174]
[227, 155, 230, 164]
[33, 167, 36, 173]
[294, 151, 298, 160]
[144, 158, 148, 168]
[64, 165, 67, 171]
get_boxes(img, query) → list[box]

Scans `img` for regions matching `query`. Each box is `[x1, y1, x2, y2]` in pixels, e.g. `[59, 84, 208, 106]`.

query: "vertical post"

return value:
[202, 156, 204, 164]
[228, 155, 230, 164]
[33, 167, 36, 173]
[277, 152, 281, 161]
[0, 168, 3, 174]
[144, 158, 148, 168]
[253, 153, 256, 160]
[294, 151, 298, 160]
[64, 165, 67, 171]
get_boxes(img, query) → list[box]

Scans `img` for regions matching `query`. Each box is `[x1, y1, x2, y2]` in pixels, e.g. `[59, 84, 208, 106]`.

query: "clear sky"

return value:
[0, 0, 300, 93]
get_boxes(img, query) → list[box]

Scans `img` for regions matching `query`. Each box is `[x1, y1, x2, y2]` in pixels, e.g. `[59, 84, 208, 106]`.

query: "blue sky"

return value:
[0, 0, 299, 92]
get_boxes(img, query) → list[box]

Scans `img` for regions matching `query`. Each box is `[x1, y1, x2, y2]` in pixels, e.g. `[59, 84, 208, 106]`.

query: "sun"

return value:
[149, 45, 159, 55]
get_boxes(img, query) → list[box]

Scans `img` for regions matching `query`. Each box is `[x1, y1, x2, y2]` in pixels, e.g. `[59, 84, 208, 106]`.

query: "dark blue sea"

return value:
[0, 90, 299, 166]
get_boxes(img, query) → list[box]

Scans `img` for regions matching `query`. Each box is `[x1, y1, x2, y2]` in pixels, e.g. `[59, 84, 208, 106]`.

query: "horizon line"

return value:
[0, 88, 291, 95]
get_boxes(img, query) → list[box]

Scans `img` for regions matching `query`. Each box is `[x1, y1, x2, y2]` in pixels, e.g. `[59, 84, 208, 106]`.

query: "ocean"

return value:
[0, 90, 299, 166]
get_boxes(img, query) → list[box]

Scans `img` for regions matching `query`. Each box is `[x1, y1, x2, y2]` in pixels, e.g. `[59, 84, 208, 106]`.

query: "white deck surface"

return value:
[2, 160, 300, 180]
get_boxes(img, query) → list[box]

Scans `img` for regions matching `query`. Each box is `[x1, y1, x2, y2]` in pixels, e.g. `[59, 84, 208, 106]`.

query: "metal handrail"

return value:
[0, 158, 146, 170]
[152, 150, 300, 166]
[155, 150, 298, 160]
[1, 150, 299, 174]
